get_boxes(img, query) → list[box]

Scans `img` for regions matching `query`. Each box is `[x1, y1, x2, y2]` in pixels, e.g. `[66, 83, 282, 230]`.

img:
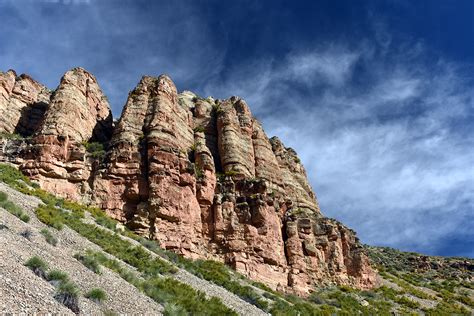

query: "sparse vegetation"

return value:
[85, 288, 107, 303]
[47, 270, 70, 283]
[40, 228, 58, 246]
[224, 169, 239, 177]
[0, 132, 24, 140]
[82, 141, 106, 159]
[212, 103, 224, 114]
[25, 256, 48, 279]
[194, 165, 204, 180]
[74, 252, 102, 274]
[55, 281, 80, 314]
[1, 163, 472, 315]
[0, 190, 30, 222]
[35, 203, 64, 230]
[193, 126, 205, 133]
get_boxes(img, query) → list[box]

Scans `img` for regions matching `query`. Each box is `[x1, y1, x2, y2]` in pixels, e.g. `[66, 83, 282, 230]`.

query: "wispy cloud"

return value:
[204, 35, 474, 257]
[0, 1, 225, 116]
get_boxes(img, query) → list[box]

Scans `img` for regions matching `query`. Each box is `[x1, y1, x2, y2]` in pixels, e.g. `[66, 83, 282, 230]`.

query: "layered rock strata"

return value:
[0, 70, 51, 136]
[19, 68, 112, 201]
[0, 68, 376, 295]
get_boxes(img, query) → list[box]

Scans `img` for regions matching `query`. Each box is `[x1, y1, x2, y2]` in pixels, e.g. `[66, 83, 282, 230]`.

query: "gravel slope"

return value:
[0, 181, 268, 315]
[82, 213, 268, 316]
[0, 182, 163, 315]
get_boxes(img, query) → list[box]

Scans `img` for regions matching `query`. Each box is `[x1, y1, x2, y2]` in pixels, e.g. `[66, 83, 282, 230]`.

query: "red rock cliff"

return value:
[0, 68, 376, 295]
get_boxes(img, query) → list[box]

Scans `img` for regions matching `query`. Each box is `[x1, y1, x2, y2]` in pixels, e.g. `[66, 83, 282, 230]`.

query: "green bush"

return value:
[0, 132, 23, 140]
[143, 277, 236, 316]
[55, 281, 80, 314]
[0, 191, 30, 222]
[82, 141, 106, 159]
[19, 213, 30, 222]
[74, 253, 101, 274]
[40, 228, 58, 246]
[95, 215, 117, 231]
[0, 164, 31, 192]
[35, 204, 64, 230]
[47, 270, 69, 282]
[193, 126, 205, 133]
[0, 191, 7, 202]
[25, 256, 48, 279]
[85, 288, 107, 303]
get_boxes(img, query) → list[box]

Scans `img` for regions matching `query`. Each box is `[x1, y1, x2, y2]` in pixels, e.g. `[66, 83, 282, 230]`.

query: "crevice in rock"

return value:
[281, 217, 291, 268]
[14, 101, 49, 137]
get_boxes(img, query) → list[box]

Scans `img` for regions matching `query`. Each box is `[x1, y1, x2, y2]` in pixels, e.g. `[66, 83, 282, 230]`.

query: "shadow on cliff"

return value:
[14, 101, 48, 137]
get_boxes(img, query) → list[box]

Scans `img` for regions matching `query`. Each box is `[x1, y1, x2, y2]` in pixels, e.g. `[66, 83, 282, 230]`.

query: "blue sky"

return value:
[1, 0, 473, 257]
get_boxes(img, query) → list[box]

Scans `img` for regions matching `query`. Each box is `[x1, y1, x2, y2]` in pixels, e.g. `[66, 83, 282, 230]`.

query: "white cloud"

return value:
[204, 38, 474, 257]
[287, 47, 360, 86]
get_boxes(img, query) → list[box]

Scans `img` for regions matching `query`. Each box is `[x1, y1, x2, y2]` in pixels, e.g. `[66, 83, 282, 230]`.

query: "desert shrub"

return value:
[74, 253, 101, 274]
[308, 292, 326, 304]
[59, 200, 85, 218]
[270, 298, 335, 316]
[40, 228, 58, 246]
[94, 215, 117, 231]
[224, 170, 239, 177]
[82, 249, 234, 315]
[103, 310, 118, 316]
[456, 294, 474, 308]
[212, 103, 224, 114]
[25, 256, 48, 279]
[142, 277, 236, 316]
[193, 126, 205, 133]
[47, 269, 69, 282]
[32, 188, 59, 206]
[35, 204, 64, 230]
[85, 288, 107, 303]
[395, 295, 420, 309]
[55, 281, 80, 313]
[0, 164, 31, 192]
[163, 303, 187, 316]
[0, 191, 30, 222]
[19, 213, 30, 222]
[424, 300, 470, 315]
[87, 251, 142, 287]
[194, 165, 203, 179]
[64, 218, 177, 276]
[82, 141, 106, 159]
[134, 237, 272, 311]
[0, 132, 23, 140]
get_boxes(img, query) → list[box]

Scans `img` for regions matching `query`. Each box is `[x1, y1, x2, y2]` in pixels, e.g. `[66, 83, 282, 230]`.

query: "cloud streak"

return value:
[204, 37, 474, 257]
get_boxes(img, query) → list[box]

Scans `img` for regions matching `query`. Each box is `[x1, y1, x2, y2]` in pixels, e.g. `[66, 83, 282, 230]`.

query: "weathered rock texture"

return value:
[0, 70, 51, 136]
[15, 68, 112, 201]
[0, 68, 377, 295]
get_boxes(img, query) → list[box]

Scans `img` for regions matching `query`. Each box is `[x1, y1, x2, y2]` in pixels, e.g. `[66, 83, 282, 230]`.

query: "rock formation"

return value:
[0, 70, 50, 136]
[0, 68, 377, 295]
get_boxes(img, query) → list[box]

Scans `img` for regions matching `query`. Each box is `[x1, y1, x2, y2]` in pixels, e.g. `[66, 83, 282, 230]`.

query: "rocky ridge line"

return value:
[0, 67, 376, 295]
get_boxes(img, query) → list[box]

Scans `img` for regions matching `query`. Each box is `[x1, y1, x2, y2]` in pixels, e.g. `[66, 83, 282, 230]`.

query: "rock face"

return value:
[0, 70, 51, 136]
[20, 68, 112, 201]
[0, 68, 377, 295]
